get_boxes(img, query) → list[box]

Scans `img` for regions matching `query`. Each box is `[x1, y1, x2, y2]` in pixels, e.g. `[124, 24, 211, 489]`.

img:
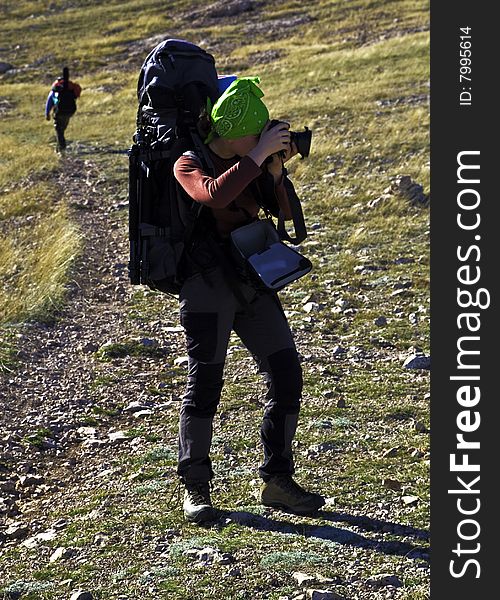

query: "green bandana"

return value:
[205, 76, 269, 143]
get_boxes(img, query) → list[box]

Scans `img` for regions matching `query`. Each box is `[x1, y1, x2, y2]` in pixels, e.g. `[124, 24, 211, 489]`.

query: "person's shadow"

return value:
[212, 508, 429, 561]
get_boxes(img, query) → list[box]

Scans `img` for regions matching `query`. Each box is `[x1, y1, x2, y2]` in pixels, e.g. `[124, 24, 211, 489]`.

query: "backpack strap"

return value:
[277, 168, 308, 244]
[251, 165, 308, 244]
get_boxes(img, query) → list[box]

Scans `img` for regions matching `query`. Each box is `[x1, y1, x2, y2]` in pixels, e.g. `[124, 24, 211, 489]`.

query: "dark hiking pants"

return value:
[177, 267, 302, 484]
[54, 112, 73, 149]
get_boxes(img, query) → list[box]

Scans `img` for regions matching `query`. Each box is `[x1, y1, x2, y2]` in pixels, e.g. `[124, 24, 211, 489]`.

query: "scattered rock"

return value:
[307, 442, 338, 458]
[184, 546, 234, 566]
[331, 346, 346, 356]
[365, 573, 403, 588]
[374, 316, 387, 326]
[369, 175, 429, 208]
[402, 495, 420, 506]
[17, 474, 44, 487]
[403, 354, 430, 370]
[382, 447, 399, 458]
[383, 478, 403, 491]
[0, 61, 14, 74]
[70, 592, 93, 600]
[306, 590, 345, 600]
[293, 572, 315, 586]
[336, 398, 346, 408]
[107, 430, 129, 444]
[303, 302, 320, 313]
[123, 401, 150, 413]
[49, 546, 77, 562]
[413, 420, 429, 433]
[409, 312, 418, 325]
[5, 523, 29, 540]
[174, 356, 189, 367]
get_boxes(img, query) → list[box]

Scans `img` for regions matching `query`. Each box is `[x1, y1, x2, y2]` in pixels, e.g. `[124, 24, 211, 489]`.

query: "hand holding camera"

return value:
[260, 121, 291, 154]
[248, 120, 312, 168]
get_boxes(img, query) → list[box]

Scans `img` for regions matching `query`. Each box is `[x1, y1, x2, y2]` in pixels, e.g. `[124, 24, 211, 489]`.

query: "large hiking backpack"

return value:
[52, 81, 77, 114]
[128, 39, 220, 295]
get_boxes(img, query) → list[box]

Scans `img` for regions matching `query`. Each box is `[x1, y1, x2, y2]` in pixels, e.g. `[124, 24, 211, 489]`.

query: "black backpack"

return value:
[128, 39, 220, 295]
[53, 82, 77, 114]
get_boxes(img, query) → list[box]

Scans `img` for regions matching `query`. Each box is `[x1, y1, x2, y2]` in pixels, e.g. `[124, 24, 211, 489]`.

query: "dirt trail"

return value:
[0, 152, 183, 520]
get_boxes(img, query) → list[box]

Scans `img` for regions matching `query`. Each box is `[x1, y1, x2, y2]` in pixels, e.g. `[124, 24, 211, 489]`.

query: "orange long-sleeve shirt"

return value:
[173, 148, 292, 238]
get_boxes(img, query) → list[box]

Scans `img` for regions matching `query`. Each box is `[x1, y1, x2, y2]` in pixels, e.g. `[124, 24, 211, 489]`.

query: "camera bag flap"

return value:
[230, 219, 312, 291]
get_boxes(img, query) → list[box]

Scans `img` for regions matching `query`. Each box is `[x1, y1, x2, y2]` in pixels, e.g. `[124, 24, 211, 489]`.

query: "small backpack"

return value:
[128, 39, 220, 295]
[52, 80, 77, 114]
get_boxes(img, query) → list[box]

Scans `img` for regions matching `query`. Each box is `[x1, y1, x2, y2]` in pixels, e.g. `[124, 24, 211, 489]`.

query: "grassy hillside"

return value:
[0, 1, 429, 598]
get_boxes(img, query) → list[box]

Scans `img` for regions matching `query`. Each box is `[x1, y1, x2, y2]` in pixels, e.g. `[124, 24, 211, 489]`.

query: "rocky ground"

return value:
[0, 150, 430, 600]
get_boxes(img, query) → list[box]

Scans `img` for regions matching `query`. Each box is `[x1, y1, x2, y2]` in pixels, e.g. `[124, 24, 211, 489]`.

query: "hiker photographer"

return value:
[171, 76, 324, 523]
[129, 40, 322, 524]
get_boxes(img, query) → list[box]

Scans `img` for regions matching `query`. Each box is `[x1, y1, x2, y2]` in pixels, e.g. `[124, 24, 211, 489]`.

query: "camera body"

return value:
[266, 118, 312, 161]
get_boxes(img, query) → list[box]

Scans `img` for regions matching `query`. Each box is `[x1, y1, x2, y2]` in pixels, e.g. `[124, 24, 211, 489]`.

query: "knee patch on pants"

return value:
[180, 311, 218, 362]
[266, 347, 302, 411]
[183, 362, 224, 418]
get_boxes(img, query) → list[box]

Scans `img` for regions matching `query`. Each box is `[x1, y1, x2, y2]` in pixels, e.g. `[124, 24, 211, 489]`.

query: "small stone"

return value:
[383, 447, 399, 458]
[413, 420, 429, 433]
[123, 401, 149, 413]
[293, 572, 315, 586]
[390, 288, 411, 297]
[17, 474, 44, 487]
[0, 62, 14, 74]
[81, 342, 99, 353]
[5, 523, 29, 539]
[402, 495, 419, 506]
[218, 552, 235, 565]
[77, 427, 97, 437]
[133, 410, 153, 418]
[335, 299, 350, 311]
[303, 302, 320, 313]
[164, 326, 185, 333]
[410, 448, 425, 458]
[138, 337, 157, 347]
[174, 356, 189, 367]
[307, 590, 346, 600]
[383, 478, 402, 491]
[50, 546, 77, 562]
[403, 354, 430, 370]
[365, 573, 403, 588]
[374, 316, 387, 326]
[107, 431, 129, 444]
[0, 480, 17, 493]
[36, 529, 58, 542]
[336, 398, 346, 408]
[331, 346, 346, 356]
[70, 592, 93, 600]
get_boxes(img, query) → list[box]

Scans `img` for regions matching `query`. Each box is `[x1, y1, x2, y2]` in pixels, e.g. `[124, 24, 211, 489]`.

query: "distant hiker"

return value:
[45, 67, 81, 150]
[174, 77, 325, 523]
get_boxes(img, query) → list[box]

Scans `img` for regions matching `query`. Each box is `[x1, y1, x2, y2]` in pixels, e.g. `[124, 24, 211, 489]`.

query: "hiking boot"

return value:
[183, 482, 217, 523]
[260, 475, 325, 515]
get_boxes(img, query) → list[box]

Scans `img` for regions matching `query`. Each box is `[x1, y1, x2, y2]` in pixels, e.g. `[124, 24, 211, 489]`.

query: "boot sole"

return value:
[261, 500, 325, 515]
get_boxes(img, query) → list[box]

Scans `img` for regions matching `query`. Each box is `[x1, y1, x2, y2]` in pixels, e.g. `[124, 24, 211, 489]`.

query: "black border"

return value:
[431, 3, 497, 596]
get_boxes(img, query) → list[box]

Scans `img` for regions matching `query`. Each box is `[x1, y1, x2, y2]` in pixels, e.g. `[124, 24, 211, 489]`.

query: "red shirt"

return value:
[173, 149, 292, 237]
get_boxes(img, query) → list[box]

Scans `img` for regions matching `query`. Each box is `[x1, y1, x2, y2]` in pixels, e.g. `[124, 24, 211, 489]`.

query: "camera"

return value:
[266, 119, 312, 161]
